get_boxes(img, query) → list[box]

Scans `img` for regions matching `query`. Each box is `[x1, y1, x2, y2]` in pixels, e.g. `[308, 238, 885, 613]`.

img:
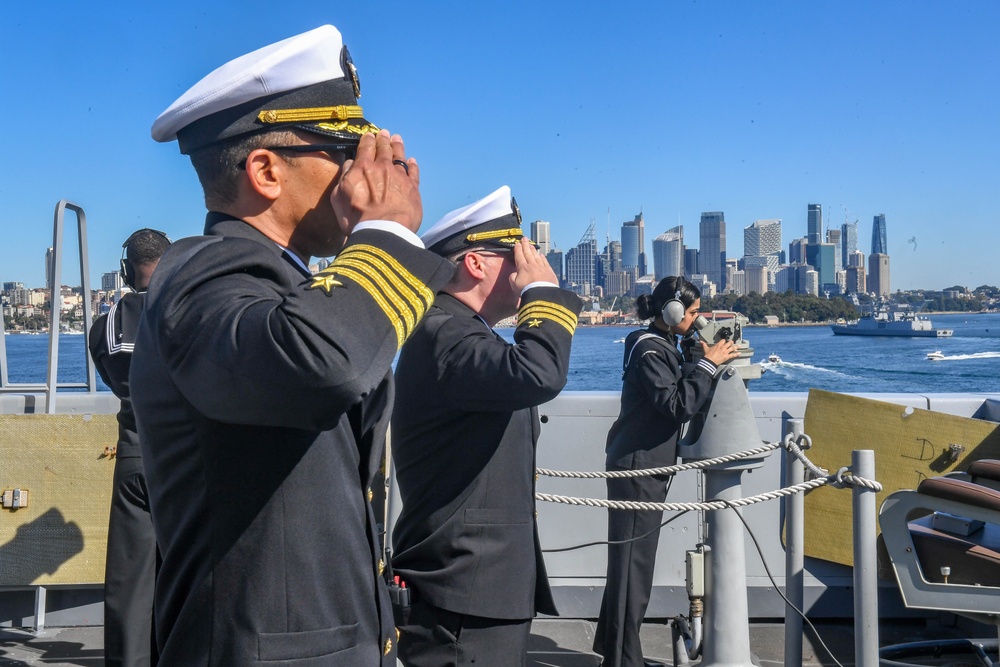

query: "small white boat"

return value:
[926, 351, 945, 361]
[613, 337, 625, 344]
[767, 353, 781, 363]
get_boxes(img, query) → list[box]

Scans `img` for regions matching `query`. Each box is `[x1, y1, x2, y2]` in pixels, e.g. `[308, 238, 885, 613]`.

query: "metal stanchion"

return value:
[783, 420, 805, 667]
[852, 449, 879, 667]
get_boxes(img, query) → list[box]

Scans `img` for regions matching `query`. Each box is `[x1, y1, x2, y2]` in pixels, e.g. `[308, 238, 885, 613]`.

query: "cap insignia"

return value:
[465, 228, 524, 243]
[511, 197, 522, 226]
[258, 105, 365, 124]
[342, 46, 361, 99]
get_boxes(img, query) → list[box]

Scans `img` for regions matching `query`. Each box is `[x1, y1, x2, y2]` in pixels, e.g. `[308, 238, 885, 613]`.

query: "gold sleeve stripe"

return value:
[337, 244, 434, 309]
[517, 302, 578, 335]
[518, 302, 578, 328]
[329, 266, 406, 346]
[328, 244, 435, 347]
[334, 256, 419, 335]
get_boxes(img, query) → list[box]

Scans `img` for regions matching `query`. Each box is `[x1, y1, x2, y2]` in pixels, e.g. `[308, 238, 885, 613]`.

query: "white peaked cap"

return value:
[422, 186, 528, 256]
[151, 25, 377, 154]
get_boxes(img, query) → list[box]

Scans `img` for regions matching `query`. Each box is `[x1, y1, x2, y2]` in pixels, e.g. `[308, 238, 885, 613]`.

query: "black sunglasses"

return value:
[239, 143, 358, 169]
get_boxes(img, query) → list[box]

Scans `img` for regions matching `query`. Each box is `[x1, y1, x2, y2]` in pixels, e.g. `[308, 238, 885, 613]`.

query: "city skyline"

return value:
[1, 2, 997, 292]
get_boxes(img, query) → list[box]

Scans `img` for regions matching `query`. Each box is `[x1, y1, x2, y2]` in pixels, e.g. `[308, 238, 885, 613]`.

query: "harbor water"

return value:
[4, 311, 999, 394]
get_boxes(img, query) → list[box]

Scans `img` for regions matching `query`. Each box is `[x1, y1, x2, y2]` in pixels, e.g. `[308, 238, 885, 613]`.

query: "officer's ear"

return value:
[460, 251, 489, 281]
[243, 149, 285, 201]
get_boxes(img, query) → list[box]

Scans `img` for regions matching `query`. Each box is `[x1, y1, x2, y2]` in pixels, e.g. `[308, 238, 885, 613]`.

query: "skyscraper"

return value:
[684, 248, 699, 278]
[546, 250, 564, 285]
[45, 247, 55, 291]
[652, 226, 684, 281]
[807, 204, 822, 245]
[841, 221, 858, 270]
[621, 213, 646, 275]
[531, 220, 551, 255]
[826, 228, 842, 273]
[871, 214, 887, 255]
[699, 211, 726, 291]
[744, 219, 781, 257]
[565, 223, 597, 295]
[867, 253, 890, 296]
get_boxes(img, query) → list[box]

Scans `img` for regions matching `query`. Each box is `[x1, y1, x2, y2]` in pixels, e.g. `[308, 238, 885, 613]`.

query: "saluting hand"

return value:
[509, 238, 558, 295]
[331, 129, 422, 234]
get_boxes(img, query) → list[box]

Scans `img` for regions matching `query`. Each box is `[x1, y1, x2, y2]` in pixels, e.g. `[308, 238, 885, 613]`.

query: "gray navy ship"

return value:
[831, 300, 954, 337]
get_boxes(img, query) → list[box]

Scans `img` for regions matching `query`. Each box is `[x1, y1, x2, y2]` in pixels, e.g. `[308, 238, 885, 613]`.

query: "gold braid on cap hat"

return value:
[258, 105, 365, 123]
[465, 228, 525, 243]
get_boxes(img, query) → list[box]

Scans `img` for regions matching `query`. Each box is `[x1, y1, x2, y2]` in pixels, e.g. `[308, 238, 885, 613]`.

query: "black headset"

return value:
[661, 278, 686, 326]
[120, 228, 170, 290]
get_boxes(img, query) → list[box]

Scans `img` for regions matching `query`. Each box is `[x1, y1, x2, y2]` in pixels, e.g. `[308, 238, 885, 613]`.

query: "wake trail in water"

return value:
[930, 351, 1000, 362]
[761, 360, 852, 377]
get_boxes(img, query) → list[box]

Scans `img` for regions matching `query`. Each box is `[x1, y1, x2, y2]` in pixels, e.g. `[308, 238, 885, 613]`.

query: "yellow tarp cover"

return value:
[802, 388, 1000, 566]
[0, 414, 116, 585]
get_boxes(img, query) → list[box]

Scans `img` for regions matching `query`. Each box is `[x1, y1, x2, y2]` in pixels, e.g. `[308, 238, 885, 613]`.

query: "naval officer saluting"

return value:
[132, 25, 454, 665]
[391, 186, 583, 666]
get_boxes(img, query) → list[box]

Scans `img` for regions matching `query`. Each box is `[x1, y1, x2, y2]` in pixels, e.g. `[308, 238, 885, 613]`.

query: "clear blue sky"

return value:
[2, 1, 997, 292]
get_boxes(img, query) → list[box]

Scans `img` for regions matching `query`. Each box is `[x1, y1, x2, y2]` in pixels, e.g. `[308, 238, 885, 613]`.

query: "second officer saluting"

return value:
[391, 186, 583, 666]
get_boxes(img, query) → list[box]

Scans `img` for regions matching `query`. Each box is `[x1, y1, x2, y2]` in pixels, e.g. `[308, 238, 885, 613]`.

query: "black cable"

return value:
[720, 499, 845, 667]
[542, 508, 690, 553]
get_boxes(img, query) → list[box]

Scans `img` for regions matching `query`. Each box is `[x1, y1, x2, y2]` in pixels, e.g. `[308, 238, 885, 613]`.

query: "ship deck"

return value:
[0, 618, 984, 666]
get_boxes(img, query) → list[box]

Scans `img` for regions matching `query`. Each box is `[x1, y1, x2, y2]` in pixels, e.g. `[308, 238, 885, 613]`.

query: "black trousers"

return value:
[593, 470, 669, 667]
[104, 455, 158, 667]
[398, 599, 532, 667]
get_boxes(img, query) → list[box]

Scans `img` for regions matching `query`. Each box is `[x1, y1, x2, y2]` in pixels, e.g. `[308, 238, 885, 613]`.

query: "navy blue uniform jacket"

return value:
[391, 287, 582, 620]
[130, 215, 454, 666]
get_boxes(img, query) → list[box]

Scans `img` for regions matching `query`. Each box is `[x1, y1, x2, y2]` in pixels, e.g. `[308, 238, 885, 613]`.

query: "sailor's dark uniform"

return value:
[130, 215, 453, 666]
[88, 291, 157, 667]
[391, 287, 581, 666]
[593, 326, 718, 667]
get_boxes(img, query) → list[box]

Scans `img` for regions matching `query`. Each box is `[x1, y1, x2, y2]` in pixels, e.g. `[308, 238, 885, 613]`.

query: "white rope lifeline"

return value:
[533, 430, 883, 510]
[536, 477, 831, 511]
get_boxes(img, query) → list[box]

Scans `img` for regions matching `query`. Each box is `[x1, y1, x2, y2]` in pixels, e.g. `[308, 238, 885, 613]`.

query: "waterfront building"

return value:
[807, 204, 822, 245]
[868, 252, 890, 297]
[699, 211, 726, 291]
[872, 214, 888, 255]
[621, 213, 646, 276]
[531, 220, 551, 255]
[652, 226, 684, 281]
[2, 282, 25, 293]
[848, 249, 865, 268]
[841, 221, 858, 270]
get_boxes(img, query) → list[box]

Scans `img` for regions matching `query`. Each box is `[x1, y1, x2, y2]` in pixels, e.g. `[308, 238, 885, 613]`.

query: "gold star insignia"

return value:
[309, 273, 343, 294]
[527, 318, 543, 328]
